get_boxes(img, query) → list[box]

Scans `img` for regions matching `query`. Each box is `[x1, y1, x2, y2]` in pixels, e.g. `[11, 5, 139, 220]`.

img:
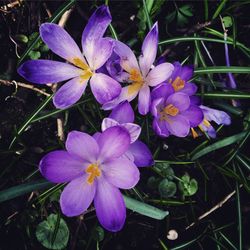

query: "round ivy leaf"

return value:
[155, 163, 175, 180]
[36, 214, 69, 250]
[92, 226, 105, 242]
[178, 174, 198, 197]
[147, 176, 160, 190]
[158, 179, 177, 198]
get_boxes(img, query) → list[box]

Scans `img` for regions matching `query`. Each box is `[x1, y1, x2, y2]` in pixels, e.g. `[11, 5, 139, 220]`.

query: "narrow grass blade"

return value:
[196, 91, 250, 99]
[123, 195, 168, 220]
[0, 180, 52, 203]
[9, 94, 53, 149]
[194, 66, 250, 74]
[191, 131, 247, 160]
[212, 0, 228, 20]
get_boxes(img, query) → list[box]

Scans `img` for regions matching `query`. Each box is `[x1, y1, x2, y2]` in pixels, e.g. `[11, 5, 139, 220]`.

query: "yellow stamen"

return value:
[127, 68, 144, 95]
[203, 119, 211, 127]
[80, 69, 93, 81]
[163, 104, 179, 116]
[191, 128, 199, 139]
[172, 76, 185, 91]
[72, 58, 89, 70]
[85, 163, 101, 184]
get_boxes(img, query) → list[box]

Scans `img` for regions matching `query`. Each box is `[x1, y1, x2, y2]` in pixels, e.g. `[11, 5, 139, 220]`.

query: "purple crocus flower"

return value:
[193, 105, 231, 138]
[167, 61, 197, 95]
[102, 101, 154, 167]
[18, 5, 121, 109]
[102, 22, 174, 115]
[39, 126, 140, 232]
[151, 84, 203, 137]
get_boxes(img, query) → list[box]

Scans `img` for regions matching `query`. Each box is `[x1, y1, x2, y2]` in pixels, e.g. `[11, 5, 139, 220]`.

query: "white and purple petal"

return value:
[98, 126, 130, 162]
[102, 158, 139, 189]
[94, 178, 126, 232]
[152, 118, 170, 137]
[40, 23, 85, 65]
[18, 60, 82, 84]
[166, 92, 190, 112]
[82, 5, 112, 52]
[66, 131, 99, 163]
[139, 22, 158, 77]
[60, 175, 96, 217]
[53, 77, 88, 109]
[138, 85, 151, 115]
[146, 63, 174, 87]
[90, 73, 121, 104]
[39, 150, 84, 183]
[166, 115, 190, 137]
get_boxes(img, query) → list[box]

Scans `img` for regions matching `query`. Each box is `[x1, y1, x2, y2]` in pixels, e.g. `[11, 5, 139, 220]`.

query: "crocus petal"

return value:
[39, 150, 84, 183]
[90, 73, 121, 104]
[200, 105, 231, 125]
[138, 85, 150, 115]
[102, 86, 139, 110]
[152, 118, 170, 137]
[150, 97, 164, 117]
[170, 62, 193, 82]
[151, 83, 174, 101]
[166, 92, 190, 112]
[182, 105, 204, 127]
[60, 175, 96, 217]
[102, 158, 139, 189]
[94, 179, 126, 232]
[40, 23, 86, 66]
[66, 131, 99, 163]
[122, 123, 141, 143]
[53, 77, 88, 109]
[82, 5, 111, 51]
[114, 40, 139, 72]
[181, 82, 198, 95]
[101, 117, 119, 131]
[139, 22, 158, 77]
[18, 60, 82, 84]
[166, 115, 190, 137]
[85, 38, 113, 70]
[146, 63, 174, 87]
[127, 140, 154, 167]
[109, 101, 135, 123]
[98, 126, 130, 162]
[102, 118, 141, 143]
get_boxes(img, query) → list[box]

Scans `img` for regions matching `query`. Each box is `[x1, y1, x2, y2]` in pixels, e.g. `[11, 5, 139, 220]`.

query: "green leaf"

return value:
[223, 16, 233, 28]
[155, 162, 175, 180]
[15, 34, 29, 44]
[191, 131, 248, 160]
[0, 180, 52, 203]
[194, 66, 250, 74]
[178, 174, 198, 196]
[36, 214, 69, 250]
[147, 176, 160, 190]
[92, 226, 105, 242]
[179, 4, 193, 17]
[28, 50, 41, 60]
[18, 0, 77, 64]
[158, 179, 177, 198]
[123, 195, 168, 220]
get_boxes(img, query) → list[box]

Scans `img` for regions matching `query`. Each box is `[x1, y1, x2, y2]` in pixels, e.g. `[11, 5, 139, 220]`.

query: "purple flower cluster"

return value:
[17, 5, 232, 232]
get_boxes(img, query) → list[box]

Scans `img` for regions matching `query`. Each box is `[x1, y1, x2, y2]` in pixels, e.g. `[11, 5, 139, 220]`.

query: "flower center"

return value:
[163, 104, 179, 116]
[128, 68, 144, 95]
[72, 57, 93, 81]
[85, 163, 101, 184]
[171, 76, 185, 91]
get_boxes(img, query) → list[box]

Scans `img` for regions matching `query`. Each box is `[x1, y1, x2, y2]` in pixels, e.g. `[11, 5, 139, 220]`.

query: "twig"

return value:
[51, 6, 74, 142]
[0, 79, 50, 96]
[185, 184, 243, 230]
